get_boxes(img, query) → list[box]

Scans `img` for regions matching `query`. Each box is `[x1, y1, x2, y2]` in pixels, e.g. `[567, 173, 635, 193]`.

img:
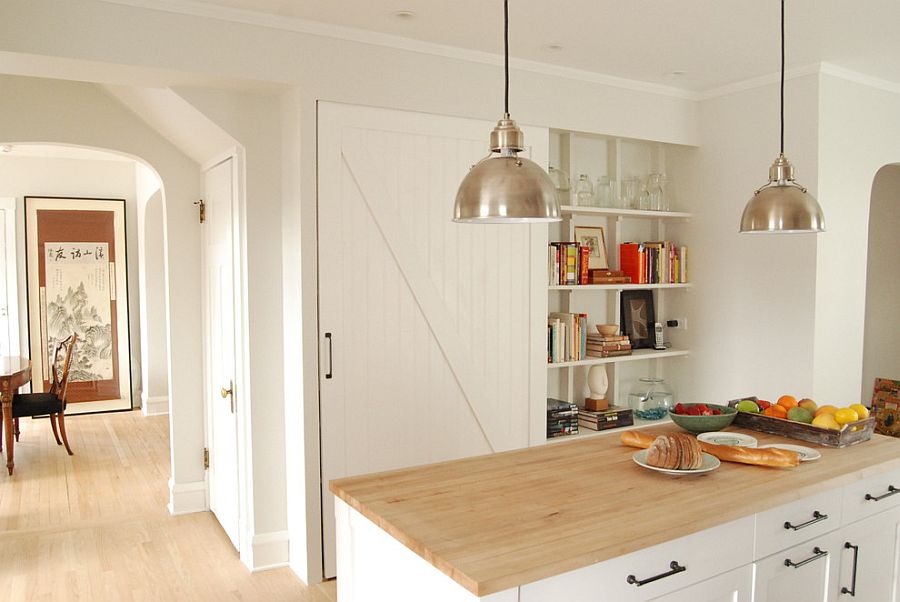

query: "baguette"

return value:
[621, 429, 800, 468]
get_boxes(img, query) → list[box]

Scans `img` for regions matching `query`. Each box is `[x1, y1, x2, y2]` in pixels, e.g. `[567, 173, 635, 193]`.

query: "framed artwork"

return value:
[25, 196, 133, 413]
[574, 226, 609, 270]
[620, 290, 656, 349]
[872, 378, 900, 437]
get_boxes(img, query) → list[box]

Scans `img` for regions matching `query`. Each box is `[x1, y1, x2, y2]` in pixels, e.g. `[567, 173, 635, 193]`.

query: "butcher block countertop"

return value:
[330, 424, 900, 596]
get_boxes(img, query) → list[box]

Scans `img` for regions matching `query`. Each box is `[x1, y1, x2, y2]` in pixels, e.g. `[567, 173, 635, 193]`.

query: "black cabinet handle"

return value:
[841, 542, 859, 596]
[865, 485, 898, 501]
[325, 333, 333, 379]
[784, 547, 828, 569]
[784, 510, 828, 530]
[626, 561, 686, 587]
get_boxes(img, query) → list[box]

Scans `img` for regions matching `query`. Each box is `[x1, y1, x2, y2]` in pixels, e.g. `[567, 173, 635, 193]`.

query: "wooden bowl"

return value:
[596, 324, 619, 336]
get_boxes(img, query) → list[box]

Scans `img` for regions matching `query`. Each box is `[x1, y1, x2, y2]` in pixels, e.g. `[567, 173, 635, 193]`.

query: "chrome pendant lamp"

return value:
[452, 0, 561, 223]
[740, 0, 825, 234]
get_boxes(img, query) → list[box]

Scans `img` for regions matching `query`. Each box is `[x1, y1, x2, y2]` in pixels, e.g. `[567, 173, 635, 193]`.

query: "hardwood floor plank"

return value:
[0, 410, 330, 601]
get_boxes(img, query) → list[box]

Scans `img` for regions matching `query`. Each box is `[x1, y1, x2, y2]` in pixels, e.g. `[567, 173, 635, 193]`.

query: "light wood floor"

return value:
[0, 410, 337, 601]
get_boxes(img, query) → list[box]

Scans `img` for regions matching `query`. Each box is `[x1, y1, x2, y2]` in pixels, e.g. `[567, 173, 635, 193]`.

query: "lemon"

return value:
[849, 403, 870, 420]
[812, 413, 841, 430]
[834, 408, 860, 425]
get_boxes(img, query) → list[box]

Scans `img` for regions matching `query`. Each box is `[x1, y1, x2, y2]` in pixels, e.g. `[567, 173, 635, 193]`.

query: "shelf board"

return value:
[545, 416, 673, 444]
[560, 205, 692, 220]
[547, 348, 689, 368]
[549, 283, 691, 291]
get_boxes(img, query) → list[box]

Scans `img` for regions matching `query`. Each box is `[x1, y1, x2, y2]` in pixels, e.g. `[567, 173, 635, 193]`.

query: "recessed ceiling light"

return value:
[542, 44, 564, 52]
[668, 70, 687, 77]
[393, 10, 414, 19]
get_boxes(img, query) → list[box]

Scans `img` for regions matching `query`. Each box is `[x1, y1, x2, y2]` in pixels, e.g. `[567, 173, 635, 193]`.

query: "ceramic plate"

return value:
[632, 450, 721, 475]
[758, 443, 822, 462]
[697, 432, 758, 448]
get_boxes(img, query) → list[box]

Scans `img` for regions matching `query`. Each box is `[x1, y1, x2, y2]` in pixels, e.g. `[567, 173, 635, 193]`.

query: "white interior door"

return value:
[0, 198, 19, 357]
[317, 102, 548, 577]
[203, 157, 240, 550]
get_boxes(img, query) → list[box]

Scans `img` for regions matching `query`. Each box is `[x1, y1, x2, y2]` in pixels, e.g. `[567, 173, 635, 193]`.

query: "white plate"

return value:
[758, 443, 822, 462]
[697, 432, 758, 448]
[633, 449, 721, 475]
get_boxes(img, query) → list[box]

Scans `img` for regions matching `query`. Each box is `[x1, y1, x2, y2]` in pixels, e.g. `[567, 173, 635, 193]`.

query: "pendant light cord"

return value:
[780, 0, 785, 155]
[504, 0, 509, 116]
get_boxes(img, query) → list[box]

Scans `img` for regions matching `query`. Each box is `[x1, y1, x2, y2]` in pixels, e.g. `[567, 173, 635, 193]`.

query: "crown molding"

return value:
[695, 64, 823, 101]
[96, 0, 697, 100]
[819, 63, 900, 96]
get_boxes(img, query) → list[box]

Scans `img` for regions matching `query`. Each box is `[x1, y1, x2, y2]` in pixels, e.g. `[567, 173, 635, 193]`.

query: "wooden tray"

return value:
[726, 397, 876, 448]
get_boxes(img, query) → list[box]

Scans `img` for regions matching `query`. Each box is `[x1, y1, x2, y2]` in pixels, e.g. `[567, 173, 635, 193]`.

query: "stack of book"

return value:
[578, 405, 635, 431]
[548, 242, 590, 285]
[585, 332, 632, 358]
[547, 312, 588, 363]
[547, 398, 579, 438]
[619, 241, 688, 285]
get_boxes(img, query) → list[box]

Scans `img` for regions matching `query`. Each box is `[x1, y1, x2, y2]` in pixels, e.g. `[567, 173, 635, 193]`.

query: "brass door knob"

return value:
[220, 384, 233, 398]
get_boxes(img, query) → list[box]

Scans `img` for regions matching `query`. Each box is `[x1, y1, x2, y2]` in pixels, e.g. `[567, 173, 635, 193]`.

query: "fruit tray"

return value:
[726, 397, 876, 448]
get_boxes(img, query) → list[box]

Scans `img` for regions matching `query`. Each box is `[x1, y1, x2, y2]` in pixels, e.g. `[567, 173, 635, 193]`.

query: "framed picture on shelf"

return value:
[620, 289, 656, 349]
[24, 196, 133, 413]
[574, 226, 609, 270]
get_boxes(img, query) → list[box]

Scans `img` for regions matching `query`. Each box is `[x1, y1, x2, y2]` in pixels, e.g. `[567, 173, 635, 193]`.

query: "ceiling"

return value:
[123, 0, 900, 93]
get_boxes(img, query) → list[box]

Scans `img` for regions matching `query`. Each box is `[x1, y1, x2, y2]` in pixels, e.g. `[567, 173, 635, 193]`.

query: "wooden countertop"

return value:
[330, 425, 900, 596]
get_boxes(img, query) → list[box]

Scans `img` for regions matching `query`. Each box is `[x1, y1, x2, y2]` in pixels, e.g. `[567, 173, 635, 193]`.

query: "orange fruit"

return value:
[777, 395, 798, 410]
[814, 405, 838, 417]
[764, 405, 788, 419]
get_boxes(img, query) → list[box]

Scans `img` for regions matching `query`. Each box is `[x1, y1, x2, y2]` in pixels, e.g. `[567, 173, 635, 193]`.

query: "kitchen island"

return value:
[330, 424, 900, 601]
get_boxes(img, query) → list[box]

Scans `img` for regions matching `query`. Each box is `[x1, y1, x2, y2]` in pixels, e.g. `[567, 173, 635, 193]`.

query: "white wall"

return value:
[0, 153, 144, 403]
[861, 165, 900, 401]
[816, 73, 900, 403]
[669, 75, 820, 403]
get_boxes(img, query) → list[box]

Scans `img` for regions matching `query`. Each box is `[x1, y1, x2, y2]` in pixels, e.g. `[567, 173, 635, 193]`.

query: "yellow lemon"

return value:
[834, 408, 860, 425]
[814, 405, 838, 417]
[849, 404, 870, 420]
[812, 413, 841, 430]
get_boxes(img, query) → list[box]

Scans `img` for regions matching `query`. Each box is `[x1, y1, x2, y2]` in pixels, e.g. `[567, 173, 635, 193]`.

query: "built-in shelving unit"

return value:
[545, 129, 693, 443]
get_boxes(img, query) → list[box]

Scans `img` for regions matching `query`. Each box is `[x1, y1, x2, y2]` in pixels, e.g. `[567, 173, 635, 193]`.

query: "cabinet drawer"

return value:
[520, 516, 754, 602]
[755, 490, 841, 559]
[842, 466, 900, 524]
[753, 533, 840, 602]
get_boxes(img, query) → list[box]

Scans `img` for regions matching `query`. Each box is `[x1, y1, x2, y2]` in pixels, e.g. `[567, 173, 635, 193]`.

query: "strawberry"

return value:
[674, 403, 686, 415]
[711, 409, 721, 415]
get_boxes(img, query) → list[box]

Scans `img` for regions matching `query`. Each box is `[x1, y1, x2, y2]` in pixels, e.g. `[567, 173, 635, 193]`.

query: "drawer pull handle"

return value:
[784, 547, 828, 569]
[841, 542, 859, 596]
[626, 561, 686, 587]
[784, 510, 828, 530]
[325, 333, 333, 379]
[864, 485, 898, 501]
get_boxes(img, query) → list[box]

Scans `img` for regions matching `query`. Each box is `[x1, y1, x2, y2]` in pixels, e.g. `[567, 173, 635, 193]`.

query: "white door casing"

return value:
[0, 199, 18, 356]
[202, 157, 241, 550]
[317, 102, 548, 577]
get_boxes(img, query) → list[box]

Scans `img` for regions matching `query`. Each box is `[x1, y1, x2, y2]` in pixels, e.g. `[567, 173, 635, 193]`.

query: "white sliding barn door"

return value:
[318, 102, 548, 577]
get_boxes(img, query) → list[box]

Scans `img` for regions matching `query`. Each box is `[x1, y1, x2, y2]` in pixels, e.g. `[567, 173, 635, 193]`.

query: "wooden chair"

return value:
[11, 333, 78, 455]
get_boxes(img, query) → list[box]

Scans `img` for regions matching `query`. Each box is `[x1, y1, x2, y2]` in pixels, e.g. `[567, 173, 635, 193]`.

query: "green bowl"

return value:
[668, 403, 737, 434]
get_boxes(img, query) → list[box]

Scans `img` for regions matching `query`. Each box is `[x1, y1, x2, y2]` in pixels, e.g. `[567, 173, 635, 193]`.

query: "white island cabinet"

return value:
[330, 425, 900, 602]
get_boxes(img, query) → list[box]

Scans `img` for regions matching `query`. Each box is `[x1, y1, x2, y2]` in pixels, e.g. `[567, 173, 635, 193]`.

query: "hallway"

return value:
[0, 410, 332, 601]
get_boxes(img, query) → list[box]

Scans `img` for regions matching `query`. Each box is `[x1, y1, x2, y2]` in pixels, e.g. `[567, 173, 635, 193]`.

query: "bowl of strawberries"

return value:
[669, 403, 737, 434]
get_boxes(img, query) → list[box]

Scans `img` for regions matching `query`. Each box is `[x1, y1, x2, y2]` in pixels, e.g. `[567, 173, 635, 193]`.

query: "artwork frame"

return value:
[620, 289, 656, 349]
[574, 226, 609, 271]
[24, 196, 133, 413]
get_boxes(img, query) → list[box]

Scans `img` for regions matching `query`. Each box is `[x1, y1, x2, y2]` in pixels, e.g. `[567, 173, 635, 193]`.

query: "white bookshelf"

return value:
[547, 348, 690, 369]
[550, 283, 692, 291]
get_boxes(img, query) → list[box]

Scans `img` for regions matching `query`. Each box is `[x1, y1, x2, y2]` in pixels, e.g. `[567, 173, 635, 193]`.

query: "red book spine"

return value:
[579, 246, 590, 285]
[619, 243, 641, 284]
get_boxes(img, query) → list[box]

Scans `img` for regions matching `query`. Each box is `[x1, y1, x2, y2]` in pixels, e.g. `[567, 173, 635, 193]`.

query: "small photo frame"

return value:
[620, 290, 656, 349]
[574, 226, 609, 271]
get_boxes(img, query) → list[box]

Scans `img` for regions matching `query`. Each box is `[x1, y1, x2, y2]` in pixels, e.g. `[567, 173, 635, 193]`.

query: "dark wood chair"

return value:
[11, 333, 78, 455]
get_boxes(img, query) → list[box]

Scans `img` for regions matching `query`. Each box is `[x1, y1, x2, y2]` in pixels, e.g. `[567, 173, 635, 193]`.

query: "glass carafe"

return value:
[575, 174, 595, 207]
[628, 377, 675, 420]
[647, 173, 663, 211]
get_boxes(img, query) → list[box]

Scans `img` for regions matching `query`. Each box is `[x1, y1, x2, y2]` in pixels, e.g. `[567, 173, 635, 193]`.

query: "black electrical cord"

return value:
[504, 0, 509, 117]
[780, 0, 785, 155]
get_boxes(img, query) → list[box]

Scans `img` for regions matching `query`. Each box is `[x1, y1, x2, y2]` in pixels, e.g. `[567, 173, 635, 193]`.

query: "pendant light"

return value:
[452, 0, 561, 223]
[739, 0, 825, 233]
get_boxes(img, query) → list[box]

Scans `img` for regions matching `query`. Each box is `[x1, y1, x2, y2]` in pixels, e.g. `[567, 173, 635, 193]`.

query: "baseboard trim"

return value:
[142, 395, 169, 416]
[167, 478, 207, 515]
[247, 530, 290, 572]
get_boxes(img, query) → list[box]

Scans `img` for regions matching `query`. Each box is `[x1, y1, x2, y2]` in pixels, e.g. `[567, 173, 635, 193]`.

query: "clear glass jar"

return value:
[594, 176, 611, 207]
[659, 175, 674, 211]
[628, 377, 675, 420]
[647, 173, 662, 211]
[548, 166, 570, 204]
[575, 174, 595, 207]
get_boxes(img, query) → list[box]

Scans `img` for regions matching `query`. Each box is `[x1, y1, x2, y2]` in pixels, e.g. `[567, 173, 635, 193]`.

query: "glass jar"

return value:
[594, 175, 611, 207]
[548, 166, 570, 204]
[575, 174, 595, 207]
[628, 377, 675, 420]
[659, 175, 674, 211]
[647, 173, 662, 211]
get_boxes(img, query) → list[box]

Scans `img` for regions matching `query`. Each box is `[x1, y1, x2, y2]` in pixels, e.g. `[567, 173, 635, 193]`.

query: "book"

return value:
[585, 348, 633, 358]
[579, 246, 590, 285]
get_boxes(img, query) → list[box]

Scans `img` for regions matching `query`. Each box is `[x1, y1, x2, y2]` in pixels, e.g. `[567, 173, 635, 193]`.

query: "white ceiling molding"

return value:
[695, 64, 823, 101]
[819, 63, 900, 96]
[96, 0, 696, 100]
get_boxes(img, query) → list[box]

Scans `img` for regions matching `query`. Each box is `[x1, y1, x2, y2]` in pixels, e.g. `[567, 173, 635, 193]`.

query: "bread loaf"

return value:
[620, 429, 801, 468]
[645, 433, 704, 470]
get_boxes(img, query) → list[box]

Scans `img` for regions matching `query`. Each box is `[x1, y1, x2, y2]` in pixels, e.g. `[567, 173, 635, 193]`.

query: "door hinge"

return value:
[194, 199, 206, 224]
[203, 447, 210, 470]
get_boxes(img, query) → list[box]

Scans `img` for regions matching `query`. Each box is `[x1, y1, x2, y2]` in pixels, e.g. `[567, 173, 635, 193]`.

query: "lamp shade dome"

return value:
[453, 154, 561, 223]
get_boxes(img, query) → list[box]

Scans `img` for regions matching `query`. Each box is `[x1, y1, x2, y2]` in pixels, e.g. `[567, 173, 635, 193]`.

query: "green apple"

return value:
[787, 406, 813, 424]
[736, 400, 760, 413]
